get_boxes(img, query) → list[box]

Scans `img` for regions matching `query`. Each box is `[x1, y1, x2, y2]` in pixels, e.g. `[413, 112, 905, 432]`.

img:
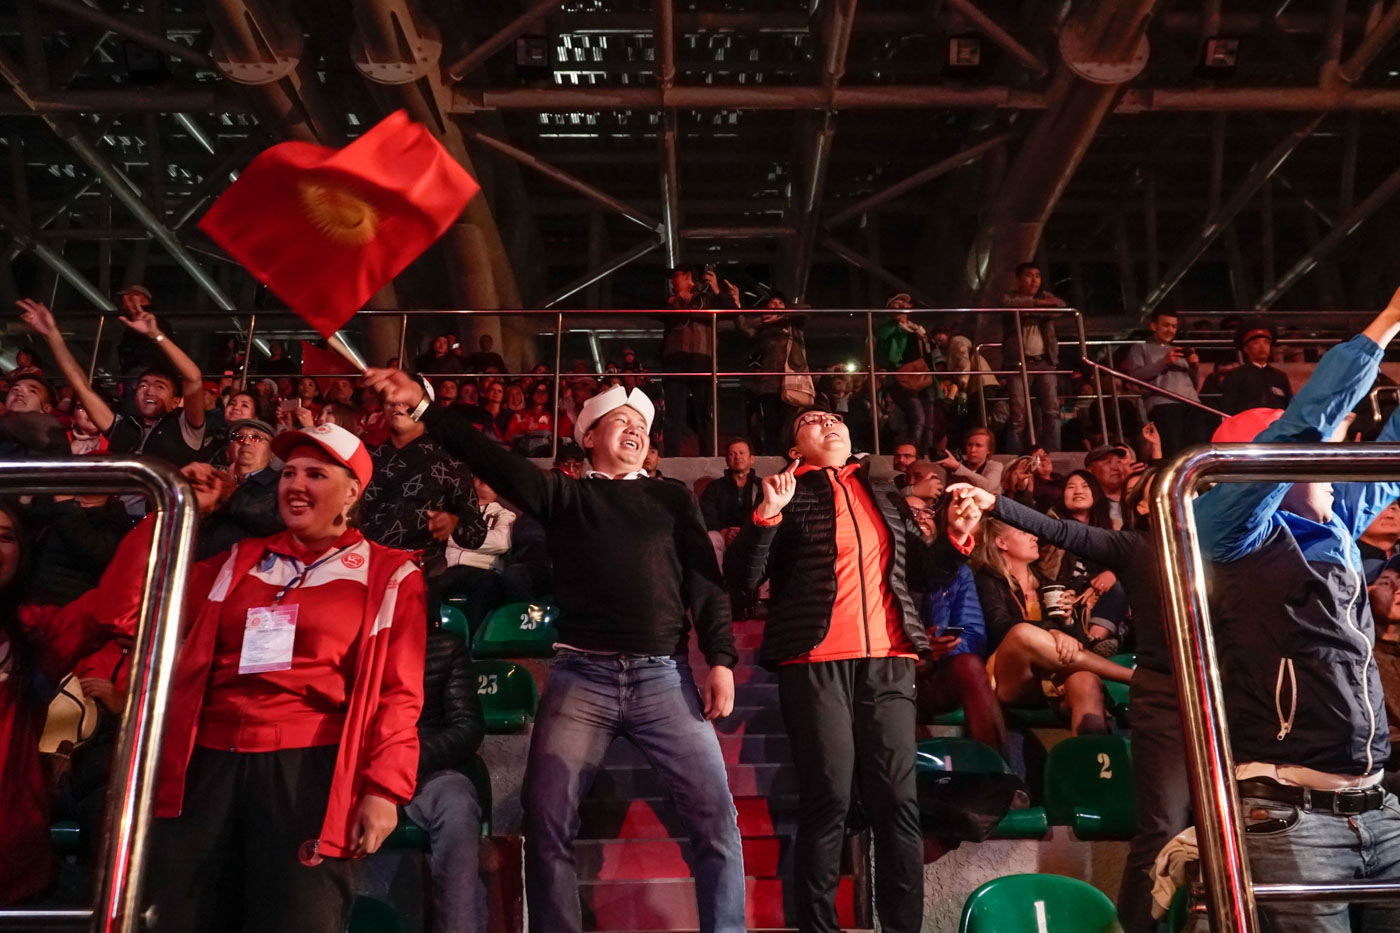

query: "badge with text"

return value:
[239, 604, 299, 674]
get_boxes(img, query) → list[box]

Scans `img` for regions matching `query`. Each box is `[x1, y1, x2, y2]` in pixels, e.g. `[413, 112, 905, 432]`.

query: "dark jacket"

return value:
[106, 408, 203, 467]
[1197, 333, 1400, 776]
[973, 565, 1051, 651]
[725, 458, 966, 667]
[699, 471, 763, 532]
[25, 498, 136, 604]
[416, 631, 483, 779]
[197, 467, 283, 560]
[1219, 363, 1293, 415]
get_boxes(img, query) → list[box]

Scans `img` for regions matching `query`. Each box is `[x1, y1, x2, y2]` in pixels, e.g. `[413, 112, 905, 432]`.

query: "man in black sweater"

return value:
[364, 370, 744, 933]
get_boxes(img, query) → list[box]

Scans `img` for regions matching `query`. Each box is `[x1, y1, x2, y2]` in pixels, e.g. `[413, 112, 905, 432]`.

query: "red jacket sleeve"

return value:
[359, 564, 428, 804]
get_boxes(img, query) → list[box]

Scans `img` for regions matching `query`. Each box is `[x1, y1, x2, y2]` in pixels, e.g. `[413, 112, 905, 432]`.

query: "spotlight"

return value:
[1198, 37, 1240, 79]
[844, 362, 858, 373]
[515, 34, 551, 81]
[946, 35, 983, 74]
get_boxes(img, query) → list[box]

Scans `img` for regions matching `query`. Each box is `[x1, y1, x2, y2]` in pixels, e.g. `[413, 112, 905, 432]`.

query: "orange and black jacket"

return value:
[725, 458, 970, 668]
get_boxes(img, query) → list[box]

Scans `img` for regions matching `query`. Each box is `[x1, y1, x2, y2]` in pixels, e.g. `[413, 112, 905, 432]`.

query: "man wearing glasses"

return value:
[190, 418, 284, 559]
[725, 406, 983, 933]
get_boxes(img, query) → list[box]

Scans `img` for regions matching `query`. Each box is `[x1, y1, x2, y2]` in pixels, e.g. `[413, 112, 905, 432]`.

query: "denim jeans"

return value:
[363, 770, 485, 933]
[522, 650, 746, 933]
[1006, 361, 1060, 453]
[1242, 789, 1400, 932]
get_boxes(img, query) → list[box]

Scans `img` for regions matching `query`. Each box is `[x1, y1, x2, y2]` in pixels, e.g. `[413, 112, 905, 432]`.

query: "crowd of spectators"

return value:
[0, 269, 1387, 933]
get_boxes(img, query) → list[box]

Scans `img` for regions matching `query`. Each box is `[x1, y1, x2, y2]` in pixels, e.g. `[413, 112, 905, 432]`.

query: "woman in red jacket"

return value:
[139, 422, 427, 932]
[1, 423, 426, 929]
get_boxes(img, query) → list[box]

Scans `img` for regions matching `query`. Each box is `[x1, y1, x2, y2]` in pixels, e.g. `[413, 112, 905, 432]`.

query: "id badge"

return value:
[239, 604, 298, 675]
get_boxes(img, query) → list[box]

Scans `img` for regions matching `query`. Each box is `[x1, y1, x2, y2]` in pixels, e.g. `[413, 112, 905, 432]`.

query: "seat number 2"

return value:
[1097, 752, 1113, 779]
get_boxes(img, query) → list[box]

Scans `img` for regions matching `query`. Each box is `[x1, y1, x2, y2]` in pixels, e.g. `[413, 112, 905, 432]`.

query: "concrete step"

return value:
[579, 877, 857, 931]
[577, 795, 802, 839]
[575, 836, 788, 880]
[603, 733, 792, 767]
[589, 763, 797, 799]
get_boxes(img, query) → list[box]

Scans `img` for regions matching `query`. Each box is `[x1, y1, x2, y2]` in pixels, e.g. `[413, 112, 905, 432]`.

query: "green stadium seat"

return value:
[1044, 734, 1137, 839]
[474, 659, 539, 733]
[439, 604, 470, 640]
[916, 738, 1049, 839]
[959, 873, 1120, 933]
[1102, 653, 1137, 721]
[50, 821, 81, 854]
[930, 707, 966, 726]
[472, 600, 560, 658]
[384, 753, 494, 849]
[1165, 885, 1190, 933]
[345, 895, 405, 933]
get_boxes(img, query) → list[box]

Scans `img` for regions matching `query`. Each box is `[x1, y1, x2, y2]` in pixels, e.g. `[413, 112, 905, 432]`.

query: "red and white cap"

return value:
[271, 423, 374, 488]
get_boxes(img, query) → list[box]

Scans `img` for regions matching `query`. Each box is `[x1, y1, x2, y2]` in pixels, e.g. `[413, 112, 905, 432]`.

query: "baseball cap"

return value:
[1212, 407, 1284, 444]
[227, 418, 274, 439]
[271, 423, 373, 488]
[1084, 444, 1131, 466]
[118, 284, 153, 300]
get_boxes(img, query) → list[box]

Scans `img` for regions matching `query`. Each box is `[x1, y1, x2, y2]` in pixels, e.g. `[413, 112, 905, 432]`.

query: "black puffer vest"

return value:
[726, 459, 964, 667]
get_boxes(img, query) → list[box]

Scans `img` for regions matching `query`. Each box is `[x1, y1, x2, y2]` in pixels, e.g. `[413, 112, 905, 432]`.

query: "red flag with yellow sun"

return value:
[199, 110, 479, 338]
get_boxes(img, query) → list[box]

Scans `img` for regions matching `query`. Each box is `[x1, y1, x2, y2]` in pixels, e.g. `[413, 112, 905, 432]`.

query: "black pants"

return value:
[145, 746, 357, 933]
[1117, 667, 1193, 933]
[779, 657, 922, 933]
[1148, 403, 1216, 459]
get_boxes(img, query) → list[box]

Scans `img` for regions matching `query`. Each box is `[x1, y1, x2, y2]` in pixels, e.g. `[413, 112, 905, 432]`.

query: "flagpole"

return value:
[326, 331, 368, 374]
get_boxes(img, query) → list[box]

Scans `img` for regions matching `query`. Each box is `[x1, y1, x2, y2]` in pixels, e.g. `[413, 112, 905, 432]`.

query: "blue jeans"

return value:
[522, 650, 746, 933]
[363, 770, 484, 933]
[1243, 790, 1400, 932]
[1006, 361, 1060, 453]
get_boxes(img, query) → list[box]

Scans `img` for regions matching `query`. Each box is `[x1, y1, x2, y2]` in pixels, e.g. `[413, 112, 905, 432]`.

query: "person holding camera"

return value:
[660, 264, 740, 456]
[1123, 309, 1210, 457]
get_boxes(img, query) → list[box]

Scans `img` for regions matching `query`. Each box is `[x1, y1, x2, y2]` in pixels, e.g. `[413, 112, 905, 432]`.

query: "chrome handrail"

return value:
[0, 459, 198, 933]
[1151, 443, 1400, 933]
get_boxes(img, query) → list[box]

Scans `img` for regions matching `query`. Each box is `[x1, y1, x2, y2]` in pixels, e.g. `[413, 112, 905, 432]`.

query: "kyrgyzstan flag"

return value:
[199, 110, 480, 338]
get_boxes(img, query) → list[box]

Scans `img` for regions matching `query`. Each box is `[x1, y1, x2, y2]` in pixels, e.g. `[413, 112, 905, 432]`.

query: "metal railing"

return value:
[45, 305, 1113, 457]
[1150, 443, 1400, 933]
[0, 460, 198, 933]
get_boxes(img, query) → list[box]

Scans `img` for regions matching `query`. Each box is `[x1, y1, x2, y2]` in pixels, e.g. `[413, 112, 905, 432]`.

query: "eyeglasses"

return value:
[230, 432, 269, 444]
[796, 412, 844, 429]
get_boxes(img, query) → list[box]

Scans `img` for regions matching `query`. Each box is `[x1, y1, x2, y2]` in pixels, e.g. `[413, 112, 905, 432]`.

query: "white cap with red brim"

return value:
[271, 423, 374, 488]
[573, 385, 655, 448]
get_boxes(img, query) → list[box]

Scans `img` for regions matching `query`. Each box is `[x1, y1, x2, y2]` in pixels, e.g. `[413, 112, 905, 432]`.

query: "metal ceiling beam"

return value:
[967, 0, 1160, 304]
[462, 126, 659, 231]
[0, 47, 239, 311]
[1137, 115, 1323, 316]
[443, 0, 567, 82]
[655, 0, 681, 268]
[942, 0, 1048, 76]
[539, 236, 662, 308]
[1255, 160, 1400, 310]
[0, 198, 119, 310]
[350, 0, 522, 310]
[14, 84, 1400, 115]
[1139, 2, 1400, 316]
[825, 132, 1013, 229]
[33, 0, 214, 69]
[820, 235, 935, 307]
[791, 0, 857, 302]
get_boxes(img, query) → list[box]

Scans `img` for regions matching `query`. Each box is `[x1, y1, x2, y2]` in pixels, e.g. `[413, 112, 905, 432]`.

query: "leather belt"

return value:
[1238, 778, 1386, 815]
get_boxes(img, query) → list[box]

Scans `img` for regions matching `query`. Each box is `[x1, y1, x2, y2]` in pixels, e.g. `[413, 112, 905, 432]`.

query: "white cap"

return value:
[271, 422, 374, 488]
[573, 385, 655, 447]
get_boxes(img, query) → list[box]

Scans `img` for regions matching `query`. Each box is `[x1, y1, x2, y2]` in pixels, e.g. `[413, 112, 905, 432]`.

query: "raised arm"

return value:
[1197, 294, 1400, 562]
[365, 367, 560, 522]
[119, 307, 206, 429]
[1334, 399, 1400, 539]
[989, 491, 1139, 571]
[17, 299, 114, 432]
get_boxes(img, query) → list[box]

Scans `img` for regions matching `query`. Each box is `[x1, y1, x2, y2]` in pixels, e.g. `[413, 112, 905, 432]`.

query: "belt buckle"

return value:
[1332, 788, 1368, 815]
